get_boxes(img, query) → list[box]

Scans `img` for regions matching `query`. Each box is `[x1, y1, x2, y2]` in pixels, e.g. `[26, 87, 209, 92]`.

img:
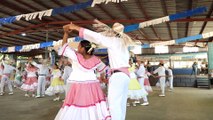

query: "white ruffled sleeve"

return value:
[58, 43, 77, 61]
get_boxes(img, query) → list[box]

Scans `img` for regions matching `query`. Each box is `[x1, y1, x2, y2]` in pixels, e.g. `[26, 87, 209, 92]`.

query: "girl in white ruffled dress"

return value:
[45, 64, 65, 101]
[127, 61, 147, 107]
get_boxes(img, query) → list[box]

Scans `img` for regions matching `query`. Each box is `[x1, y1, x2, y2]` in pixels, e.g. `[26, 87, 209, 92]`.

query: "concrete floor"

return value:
[0, 87, 213, 120]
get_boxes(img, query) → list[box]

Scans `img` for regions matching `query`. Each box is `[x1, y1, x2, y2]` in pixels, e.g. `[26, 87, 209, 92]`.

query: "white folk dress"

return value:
[55, 43, 111, 120]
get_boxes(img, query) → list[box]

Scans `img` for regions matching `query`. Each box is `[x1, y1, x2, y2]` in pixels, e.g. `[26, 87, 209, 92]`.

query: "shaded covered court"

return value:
[1, 0, 213, 120]
[0, 87, 213, 120]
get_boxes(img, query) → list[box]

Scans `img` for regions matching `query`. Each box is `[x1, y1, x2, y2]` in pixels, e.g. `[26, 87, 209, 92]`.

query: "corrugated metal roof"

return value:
[0, 0, 212, 48]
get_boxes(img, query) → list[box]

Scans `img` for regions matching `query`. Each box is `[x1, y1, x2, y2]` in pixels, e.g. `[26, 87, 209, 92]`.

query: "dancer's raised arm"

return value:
[66, 22, 114, 48]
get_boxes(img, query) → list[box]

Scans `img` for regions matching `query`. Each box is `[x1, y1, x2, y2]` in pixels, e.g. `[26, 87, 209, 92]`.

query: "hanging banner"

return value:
[0, 1, 93, 25]
[16, 9, 53, 21]
[150, 40, 175, 47]
[124, 24, 139, 33]
[21, 43, 40, 52]
[53, 38, 75, 47]
[53, 40, 62, 46]
[0, 5, 209, 52]
[91, 0, 128, 7]
[0, 31, 213, 53]
[52, 0, 93, 15]
[0, 16, 16, 26]
[125, 6, 207, 32]
[8, 46, 15, 53]
[175, 34, 202, 44]
[15, 46, 23, 52]
[40, 41, 53, 48]
[202, 31, 213, 39]
[169, 6, 207, 21]
[139, 16, 169, 28]
[0, 47, 8, 52]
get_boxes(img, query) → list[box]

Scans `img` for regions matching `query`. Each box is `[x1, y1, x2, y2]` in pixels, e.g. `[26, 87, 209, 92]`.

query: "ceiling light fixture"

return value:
[21, 33, 26, 36]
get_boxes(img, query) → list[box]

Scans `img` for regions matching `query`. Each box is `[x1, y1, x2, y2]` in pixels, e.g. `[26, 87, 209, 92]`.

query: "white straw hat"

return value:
[93, 20, 134, 46]
[112, 22, 124, 34]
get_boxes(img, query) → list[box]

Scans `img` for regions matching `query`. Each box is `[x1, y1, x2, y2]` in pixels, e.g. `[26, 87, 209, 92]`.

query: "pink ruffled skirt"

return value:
[20, 77, 37, 92]
[55, 80, 111, 120]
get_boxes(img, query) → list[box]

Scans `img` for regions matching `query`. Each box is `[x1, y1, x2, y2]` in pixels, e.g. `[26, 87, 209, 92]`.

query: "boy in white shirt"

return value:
[153, 63, 166, 97]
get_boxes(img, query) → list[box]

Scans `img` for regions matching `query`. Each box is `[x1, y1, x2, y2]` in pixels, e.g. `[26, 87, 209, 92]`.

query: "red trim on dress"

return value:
[105, 116, 112, 120]
[98, 65, 107, 72]
[63, 99, 106, 108]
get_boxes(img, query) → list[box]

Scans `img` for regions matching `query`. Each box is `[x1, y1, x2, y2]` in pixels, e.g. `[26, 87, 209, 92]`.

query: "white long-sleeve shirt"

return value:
[62, 66, 72, 81]
[2, 61, 16, 74]
[166, 69, 173, 77]
[136, 64, 145, 77]
[32, 61, 49, 76]
[79, 28, 130, 69]
[153, 66, 166, 76]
